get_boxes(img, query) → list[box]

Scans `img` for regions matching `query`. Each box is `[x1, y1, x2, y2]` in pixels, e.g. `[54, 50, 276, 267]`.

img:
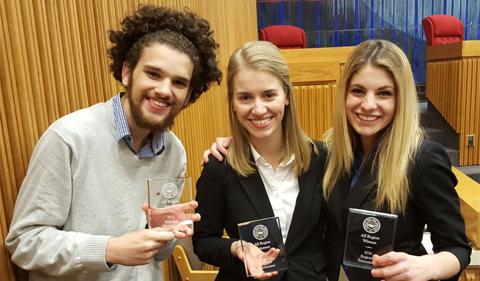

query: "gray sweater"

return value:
[6, 98, 186, 281]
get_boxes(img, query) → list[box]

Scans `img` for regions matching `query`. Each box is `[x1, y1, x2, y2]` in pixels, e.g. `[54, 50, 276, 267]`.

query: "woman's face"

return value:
[345, 64, 396, 152]
[232, 68, 289, 146]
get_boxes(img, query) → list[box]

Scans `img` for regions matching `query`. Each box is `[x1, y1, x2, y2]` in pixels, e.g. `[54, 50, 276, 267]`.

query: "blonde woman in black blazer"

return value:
[322, 40, 471, 281]
[193, 41, 327, 281]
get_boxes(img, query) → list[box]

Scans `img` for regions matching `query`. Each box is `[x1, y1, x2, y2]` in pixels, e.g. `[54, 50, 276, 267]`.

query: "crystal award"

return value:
[147, 177, 191, 229]
[343, 208, 398, 270]
[237, 217, 287, 277]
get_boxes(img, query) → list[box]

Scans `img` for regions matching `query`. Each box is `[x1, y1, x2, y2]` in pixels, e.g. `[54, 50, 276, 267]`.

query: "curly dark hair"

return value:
[108, 5, 222, 104]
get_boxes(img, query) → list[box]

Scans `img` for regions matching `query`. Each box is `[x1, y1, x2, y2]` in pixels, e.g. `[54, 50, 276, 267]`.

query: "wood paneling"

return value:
[282, 46, 353, 85]
[460, 268, 480, 281]
[294, 84, 336, 140]
[0, 1, 257, 281]
[427, 40, 480, 61]
[454, 167, 480, 249]
[281, 46, 355, 140]
[426, 41, 480, 165]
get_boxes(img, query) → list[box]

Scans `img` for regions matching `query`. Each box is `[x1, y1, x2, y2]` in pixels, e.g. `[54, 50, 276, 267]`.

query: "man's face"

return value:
[121, 43, 194, 132]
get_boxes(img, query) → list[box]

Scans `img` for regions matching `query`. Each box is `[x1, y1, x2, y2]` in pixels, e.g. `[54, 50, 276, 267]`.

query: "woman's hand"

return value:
[231, 240, 279, 280]
[371, 251, 460, 281]
[201, 137, 232, 165]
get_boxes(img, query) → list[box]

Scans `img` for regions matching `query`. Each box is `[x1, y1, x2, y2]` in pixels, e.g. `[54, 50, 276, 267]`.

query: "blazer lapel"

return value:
[346, 155, 377, 210]
[330, 176, 351, 234]
[284, 160, 319, 251]
[238, 170, 275, 219]
[329, 154, 377, 234]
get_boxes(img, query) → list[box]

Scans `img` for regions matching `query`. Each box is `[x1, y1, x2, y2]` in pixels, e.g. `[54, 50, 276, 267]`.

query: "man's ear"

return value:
[121, 62, 131, 87]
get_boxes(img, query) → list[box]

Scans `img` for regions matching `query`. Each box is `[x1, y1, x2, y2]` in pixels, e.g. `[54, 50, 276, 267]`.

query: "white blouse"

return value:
[250, 145, 299, 244]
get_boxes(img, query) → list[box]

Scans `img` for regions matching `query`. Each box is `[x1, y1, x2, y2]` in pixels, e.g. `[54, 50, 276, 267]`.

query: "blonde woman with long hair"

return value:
[193, 41, 327, 281]
[323, 39, 470, 281]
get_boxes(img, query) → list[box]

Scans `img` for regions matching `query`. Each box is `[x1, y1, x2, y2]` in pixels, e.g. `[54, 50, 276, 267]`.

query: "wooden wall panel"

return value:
[282, 46, 354, 141]
[282, 46, 354, 85]
[294, 84, 336, 140]
[426, 42, 480, 166]
[426, 61, 459, 130]
[0, 81, 16, 281]
[459, 58, 480, 165]
[0, 1, 257, 281]
[460, 268, 480, 281]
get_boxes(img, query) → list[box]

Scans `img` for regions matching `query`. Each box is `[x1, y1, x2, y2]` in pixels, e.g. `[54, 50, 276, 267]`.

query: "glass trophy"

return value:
[237, 217, 287, 277]
[343, 208, 398, 270]
[147, 177, 192, 229]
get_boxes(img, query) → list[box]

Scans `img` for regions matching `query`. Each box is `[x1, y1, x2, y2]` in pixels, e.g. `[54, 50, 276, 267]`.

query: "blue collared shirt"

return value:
[350, 151, 364, 189]
[112, 93, 165, 159]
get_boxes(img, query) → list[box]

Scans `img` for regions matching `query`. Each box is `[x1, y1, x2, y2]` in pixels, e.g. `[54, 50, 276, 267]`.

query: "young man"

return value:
[5, 5, 222, 281]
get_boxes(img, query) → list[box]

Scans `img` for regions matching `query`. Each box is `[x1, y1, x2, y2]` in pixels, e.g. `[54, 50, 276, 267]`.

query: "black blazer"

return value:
[193, 142, 327, 281]
[324, 140, 471, 281]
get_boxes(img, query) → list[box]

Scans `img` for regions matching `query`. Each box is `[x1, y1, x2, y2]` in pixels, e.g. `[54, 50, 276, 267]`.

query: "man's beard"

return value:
[126, 87, 175, 132]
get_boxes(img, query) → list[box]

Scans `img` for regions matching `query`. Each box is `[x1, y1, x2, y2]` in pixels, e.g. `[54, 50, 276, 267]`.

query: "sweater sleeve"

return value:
[412, 142, 471, 272]
[192, 156, 240, 268]
[5, 129, 112, 276]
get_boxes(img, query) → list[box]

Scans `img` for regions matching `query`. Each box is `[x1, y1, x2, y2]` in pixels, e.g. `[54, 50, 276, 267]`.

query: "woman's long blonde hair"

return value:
[226, 41, 313, 177]
[323, 39, 424, 214]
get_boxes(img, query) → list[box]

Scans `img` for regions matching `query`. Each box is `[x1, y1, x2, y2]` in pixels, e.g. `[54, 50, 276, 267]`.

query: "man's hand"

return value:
[201, 137, 232, 165]
[143, 200, 201, 238]
[106, 228, 175, 266]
